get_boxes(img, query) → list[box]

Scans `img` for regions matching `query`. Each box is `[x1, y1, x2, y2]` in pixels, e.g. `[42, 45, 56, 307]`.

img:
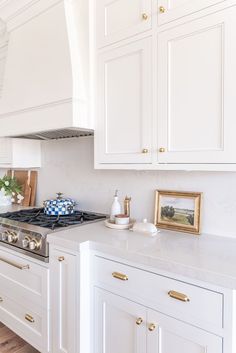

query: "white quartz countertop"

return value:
[47, 220, 236, 290]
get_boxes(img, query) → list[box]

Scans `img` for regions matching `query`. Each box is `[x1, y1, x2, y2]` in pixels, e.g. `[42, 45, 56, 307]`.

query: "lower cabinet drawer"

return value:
[93, 256, 223, 331]
[0, 294, 49, 352]
[0, 248, 49, 308]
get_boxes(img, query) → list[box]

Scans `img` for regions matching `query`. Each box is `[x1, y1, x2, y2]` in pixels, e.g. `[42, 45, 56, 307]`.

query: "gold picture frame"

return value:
[154, 190, 202, 235]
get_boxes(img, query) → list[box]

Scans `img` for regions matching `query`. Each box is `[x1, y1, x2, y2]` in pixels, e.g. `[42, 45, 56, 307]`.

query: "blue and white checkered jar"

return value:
[43, 193, 76, 216]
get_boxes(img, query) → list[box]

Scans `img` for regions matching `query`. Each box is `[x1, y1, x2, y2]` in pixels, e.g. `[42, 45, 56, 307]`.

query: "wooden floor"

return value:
[0, 322, 39, 353]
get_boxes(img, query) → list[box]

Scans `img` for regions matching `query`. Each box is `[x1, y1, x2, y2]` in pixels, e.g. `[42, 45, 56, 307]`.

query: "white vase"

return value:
[0, 191, 12, 206]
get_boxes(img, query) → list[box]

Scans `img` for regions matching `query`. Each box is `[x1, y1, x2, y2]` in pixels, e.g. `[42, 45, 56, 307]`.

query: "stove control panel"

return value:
[0, 225, 46, 260]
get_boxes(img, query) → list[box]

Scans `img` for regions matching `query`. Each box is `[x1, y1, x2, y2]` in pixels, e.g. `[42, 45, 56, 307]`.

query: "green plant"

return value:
[0, 175, 22, 196]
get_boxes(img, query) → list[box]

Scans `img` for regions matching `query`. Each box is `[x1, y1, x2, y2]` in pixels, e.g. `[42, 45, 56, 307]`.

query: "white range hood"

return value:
[0, 0, 92, 139]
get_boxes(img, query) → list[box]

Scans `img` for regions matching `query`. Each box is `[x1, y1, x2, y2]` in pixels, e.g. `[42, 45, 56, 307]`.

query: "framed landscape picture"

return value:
[154, 190, 202, 235]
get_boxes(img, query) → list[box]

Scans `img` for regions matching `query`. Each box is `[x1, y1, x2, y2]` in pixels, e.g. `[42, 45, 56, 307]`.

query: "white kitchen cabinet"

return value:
[94, 287, 222, 353]
[94, 287, 146, 353]
[157, 7, 236, 164]
[0, 246, 49, 352]
[157, 0, 226, 25]
[95, 37, 152, 164]
[50, 247, 78, 353]
[147, 309, 222, 353]
[0, 138, 41, 168]
[96, 0, 152, 47]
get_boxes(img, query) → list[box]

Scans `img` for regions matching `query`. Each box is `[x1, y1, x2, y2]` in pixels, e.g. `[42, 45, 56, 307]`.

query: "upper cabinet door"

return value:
[95, 37, 152, 164]
[94, 288, 146, 353]
[147, 309, 222, 353]
[157, 0, 225, 25]
[157, 7, 236, 164]
[96, 0, 152, 47]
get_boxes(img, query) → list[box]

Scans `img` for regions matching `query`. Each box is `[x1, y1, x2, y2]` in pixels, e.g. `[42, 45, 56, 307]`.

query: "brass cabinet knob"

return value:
[148, 323, 156, 332]
[58, 256, 65, 262]
[25, 314, 35, 323]
[159, 6, 166, 13]
[136, 317, 143, 326]
[159, 147, 166, 153]
[0, 297, 3, 303]
[142, 148, 149, 154]
[142, 13, 148, 20]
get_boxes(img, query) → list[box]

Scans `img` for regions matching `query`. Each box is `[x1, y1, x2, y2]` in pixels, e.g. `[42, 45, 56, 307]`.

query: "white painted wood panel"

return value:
[50, 248, 77, 353]
[94, 287, 146, 353]
[147, 309, 222, 353]
[93, 256, 223, 332]
[95, 37, 152, 164]
[157, 8, 236, 163]
[96, 0, 152, 47]
[157, 0, 226, 25]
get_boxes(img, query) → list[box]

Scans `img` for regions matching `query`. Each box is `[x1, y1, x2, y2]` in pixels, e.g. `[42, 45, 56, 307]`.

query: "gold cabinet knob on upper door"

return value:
[136, 318, 143, 326]
[159, 6, 166, 13]
[58, 256, 65, 262]
[142, 149, 149, 154]
[142, 13, 148, 20]
[148, 323, 156, 332]
[159, 147, 166, 153]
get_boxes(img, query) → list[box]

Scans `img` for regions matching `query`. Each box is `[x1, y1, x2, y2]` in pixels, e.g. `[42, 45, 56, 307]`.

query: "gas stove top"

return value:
[0, 208, 106, 262]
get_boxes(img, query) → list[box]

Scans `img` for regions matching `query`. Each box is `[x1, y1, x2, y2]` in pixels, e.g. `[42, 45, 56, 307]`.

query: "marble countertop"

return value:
[47, 221, 236, 290]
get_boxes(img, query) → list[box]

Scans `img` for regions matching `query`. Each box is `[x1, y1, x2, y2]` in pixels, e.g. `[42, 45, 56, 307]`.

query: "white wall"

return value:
[32, 137, 236, 238]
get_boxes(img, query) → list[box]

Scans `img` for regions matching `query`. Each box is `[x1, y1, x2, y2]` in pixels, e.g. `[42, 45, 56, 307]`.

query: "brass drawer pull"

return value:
[0, 257, 30, 270]
[136, 317, 143, 326]
[25, 314, 35, 323]
[112, 272, 128, 281]
[58, 256, 65, 262]
[148, 323, 156, 332]
[168, 290, 190, 302]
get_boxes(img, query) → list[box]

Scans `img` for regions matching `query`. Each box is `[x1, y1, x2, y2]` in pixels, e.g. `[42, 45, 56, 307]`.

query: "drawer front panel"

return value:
[93, 256, 223, 330]
[0, 248, 48, 308]
[0, 294, 48, 351]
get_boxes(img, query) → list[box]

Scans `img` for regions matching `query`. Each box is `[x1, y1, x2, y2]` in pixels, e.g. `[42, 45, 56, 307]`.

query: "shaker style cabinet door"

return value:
[157, 7, 236, 164]
[50, 248, 77, 353]
[95, 0, 152, 47]
[95, 37, 152, 164]
[147, 309, 222, 353]
[94, 288, 146, 353]
[157, 0, 225, 25]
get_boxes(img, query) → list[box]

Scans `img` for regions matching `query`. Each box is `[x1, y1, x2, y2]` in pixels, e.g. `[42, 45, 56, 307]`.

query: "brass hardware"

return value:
[29, 238, 41, 251]
[142, 13, 148, 20]
[112, 272, 128, 281]
[25, 314, 35, 323]
[142, 149, 149, 154]
[0, 257, 29, 270]
[168, 290, 190, 302]
[0, 297, 3, 303]
[159, 6, 165, 13]
[148, 323, 156, 332]
[159, 147, 165, 153]
[136, 317, 143, 326]
[58, 256, 65, 262]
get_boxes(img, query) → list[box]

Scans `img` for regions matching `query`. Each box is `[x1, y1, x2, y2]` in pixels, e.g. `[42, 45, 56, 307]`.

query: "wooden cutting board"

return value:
[7, 170, 38, 207]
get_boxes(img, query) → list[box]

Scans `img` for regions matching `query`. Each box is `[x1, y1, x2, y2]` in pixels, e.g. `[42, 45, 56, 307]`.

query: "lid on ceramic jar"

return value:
[43, 192, 76, 207]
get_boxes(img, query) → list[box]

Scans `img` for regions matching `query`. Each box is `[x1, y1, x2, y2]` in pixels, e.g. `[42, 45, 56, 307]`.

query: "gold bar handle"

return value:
[0, 257, 30, 270]
[112, 272, 128, 281]
[25, 314, 35, 323]
[58, 256, 65, 262]
[168, 290, 190, 302]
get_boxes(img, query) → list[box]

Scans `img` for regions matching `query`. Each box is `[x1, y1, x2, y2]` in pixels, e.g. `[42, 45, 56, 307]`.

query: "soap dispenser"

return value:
[110, 190, 121, 222]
